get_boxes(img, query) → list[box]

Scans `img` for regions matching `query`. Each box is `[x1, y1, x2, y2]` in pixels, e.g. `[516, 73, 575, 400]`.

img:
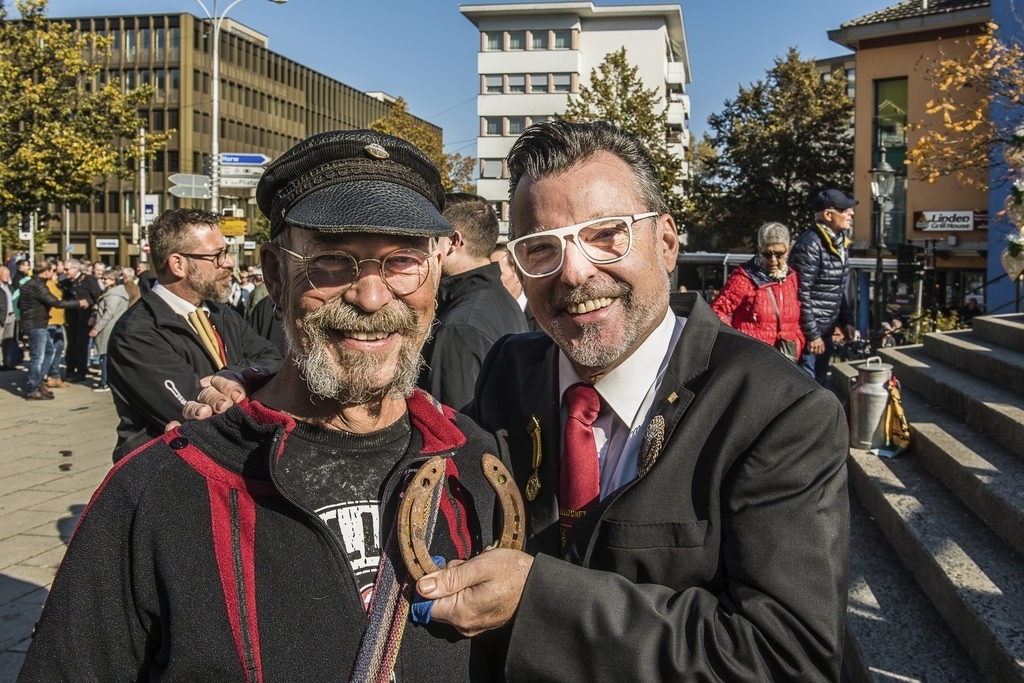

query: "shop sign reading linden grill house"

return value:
[914, 210, 976, 231]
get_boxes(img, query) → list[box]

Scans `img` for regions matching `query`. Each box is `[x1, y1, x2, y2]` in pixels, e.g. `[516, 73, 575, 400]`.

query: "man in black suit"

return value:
[415, 121, 851, 682]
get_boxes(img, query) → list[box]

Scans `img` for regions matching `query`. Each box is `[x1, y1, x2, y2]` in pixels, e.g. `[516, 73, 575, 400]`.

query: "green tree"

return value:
[370, 97, 475, 193]
[690, 49, 853, 251]
[0, 0, 169, 251]
[678, 134, 730, 250]
[560, 48, 685, 219]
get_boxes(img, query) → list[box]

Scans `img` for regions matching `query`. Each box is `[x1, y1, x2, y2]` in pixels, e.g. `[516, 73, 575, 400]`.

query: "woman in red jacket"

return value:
[712, 222, 805, 360]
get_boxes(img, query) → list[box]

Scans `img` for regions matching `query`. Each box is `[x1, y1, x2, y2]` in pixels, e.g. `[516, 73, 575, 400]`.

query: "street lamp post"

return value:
[193, 0, 287, 215]
[869, 147, 895, 346]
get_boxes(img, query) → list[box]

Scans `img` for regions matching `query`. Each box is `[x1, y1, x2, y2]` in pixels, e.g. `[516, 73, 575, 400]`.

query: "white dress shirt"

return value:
[152, 283, 204, 334]
[557, 308, 685, 499]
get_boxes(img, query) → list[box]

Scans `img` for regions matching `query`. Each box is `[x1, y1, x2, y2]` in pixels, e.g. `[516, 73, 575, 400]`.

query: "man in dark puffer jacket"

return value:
[789, 189, 858, 385]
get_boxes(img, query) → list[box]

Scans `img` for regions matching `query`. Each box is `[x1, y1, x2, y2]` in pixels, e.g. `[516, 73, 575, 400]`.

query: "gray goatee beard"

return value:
[284, 297, 425, 404]
[544, 274, 666, 368]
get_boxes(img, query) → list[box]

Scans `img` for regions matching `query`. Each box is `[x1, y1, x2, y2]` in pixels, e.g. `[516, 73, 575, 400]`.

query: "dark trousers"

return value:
[47, 325, 65, 379]
[798, 336, 834, 386]
[64, 325, 90, 378]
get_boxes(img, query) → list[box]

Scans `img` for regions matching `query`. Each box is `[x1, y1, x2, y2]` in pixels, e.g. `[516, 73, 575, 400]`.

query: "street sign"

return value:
[243, 241, 257, 250]
[220, 218, 248, 236]
[142, 241, 151, 254]
[65, 244, 73, 253]
[220, 177, 261, 189]
[220, 166, 265, 178]
[168, 173, 211, 188]
[143, 194, 160, 226]
[220, 153, 271, 166]
[169, 185, 212, 199]
[96, 238, 120, 249]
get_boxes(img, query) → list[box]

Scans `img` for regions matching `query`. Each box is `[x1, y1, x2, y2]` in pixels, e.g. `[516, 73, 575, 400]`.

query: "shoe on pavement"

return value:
[40, 384, 54, 397]
[46, 377, 69, 389]
[93, 385, 110, 393]
[26, 387, 54, 400]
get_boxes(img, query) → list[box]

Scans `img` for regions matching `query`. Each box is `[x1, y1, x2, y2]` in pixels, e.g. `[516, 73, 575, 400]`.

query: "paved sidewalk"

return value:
[0, 368, 118, 682]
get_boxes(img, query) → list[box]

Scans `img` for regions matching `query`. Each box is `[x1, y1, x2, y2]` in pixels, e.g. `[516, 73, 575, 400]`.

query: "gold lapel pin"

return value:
[525, 415, 543, 501]
[637, 415, 665, 478]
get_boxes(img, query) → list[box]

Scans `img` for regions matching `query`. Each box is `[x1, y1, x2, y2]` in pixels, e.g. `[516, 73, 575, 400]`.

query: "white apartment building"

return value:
[460, 2, 691, 236]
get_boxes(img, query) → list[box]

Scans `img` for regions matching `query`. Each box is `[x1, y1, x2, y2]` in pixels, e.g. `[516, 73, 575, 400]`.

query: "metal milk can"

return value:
[849, 357, 893, 449]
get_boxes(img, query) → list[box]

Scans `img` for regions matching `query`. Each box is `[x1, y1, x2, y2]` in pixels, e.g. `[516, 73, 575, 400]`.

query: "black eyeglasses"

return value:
[759, 250, 787, 261]
[178, 248, 232, 267]
[277, 245, 435, 297]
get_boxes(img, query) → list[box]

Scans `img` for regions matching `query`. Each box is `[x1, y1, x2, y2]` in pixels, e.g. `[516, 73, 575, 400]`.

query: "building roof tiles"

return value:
[842, 0, 990, 28]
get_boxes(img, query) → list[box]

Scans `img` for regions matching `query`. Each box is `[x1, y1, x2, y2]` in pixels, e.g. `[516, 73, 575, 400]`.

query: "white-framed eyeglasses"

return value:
[507, 212, 658, 278]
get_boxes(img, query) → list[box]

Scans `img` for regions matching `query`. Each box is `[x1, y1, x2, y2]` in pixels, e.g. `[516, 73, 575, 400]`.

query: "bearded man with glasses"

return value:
[414, 120, 852, 683]
[104, 207, 283, 462]
[20, 132, 510, 683]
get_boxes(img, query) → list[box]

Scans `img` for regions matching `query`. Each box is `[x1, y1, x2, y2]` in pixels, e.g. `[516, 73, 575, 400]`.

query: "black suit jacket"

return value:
[107, 290, 283, 461]
[467, 293, 849, 682]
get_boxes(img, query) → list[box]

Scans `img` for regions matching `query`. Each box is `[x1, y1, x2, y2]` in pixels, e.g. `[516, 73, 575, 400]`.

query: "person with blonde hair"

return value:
[712, 222, 804, 361]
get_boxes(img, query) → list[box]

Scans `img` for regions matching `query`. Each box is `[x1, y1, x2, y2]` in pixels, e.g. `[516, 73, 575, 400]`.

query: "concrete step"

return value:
[843, 495, 983, 683]
[834, 359, 1024, 560]
[922, 330, 1024, 397]
[876, 345, 1024, 460]
[972, 314, 1024, 353]
[848, 447, 1024, 682]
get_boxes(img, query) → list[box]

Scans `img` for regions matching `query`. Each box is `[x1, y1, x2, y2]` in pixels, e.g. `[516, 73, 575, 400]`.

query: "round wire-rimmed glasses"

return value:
[276, 245, 434, 297]
[507, 212, 658, 278]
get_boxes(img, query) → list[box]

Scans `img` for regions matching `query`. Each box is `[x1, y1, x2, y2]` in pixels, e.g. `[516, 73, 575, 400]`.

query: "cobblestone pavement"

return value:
[0, 367, 118, 682]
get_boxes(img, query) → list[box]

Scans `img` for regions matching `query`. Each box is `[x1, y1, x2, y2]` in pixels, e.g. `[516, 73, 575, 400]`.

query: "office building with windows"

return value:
[41, 14, 436, 266]
[461, 2, 691, 236]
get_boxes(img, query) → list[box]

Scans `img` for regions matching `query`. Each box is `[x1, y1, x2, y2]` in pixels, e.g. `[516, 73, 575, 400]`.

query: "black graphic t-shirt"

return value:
[277, 413, 412, 610]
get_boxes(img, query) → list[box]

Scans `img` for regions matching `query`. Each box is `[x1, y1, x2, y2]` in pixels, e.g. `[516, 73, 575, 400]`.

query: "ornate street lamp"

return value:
[870, 147, 895, 344]
[193, 0, 288, 214]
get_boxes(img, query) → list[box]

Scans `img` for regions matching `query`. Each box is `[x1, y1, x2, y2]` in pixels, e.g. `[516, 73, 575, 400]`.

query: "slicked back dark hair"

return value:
[506, 120, 668, 238]
[149, 208, 221, 276]
[443, 193, 500, 259]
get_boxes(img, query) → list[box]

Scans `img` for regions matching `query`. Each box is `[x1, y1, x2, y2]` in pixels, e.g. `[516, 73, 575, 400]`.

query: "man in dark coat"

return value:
[19, 131, 506, 683]
[418, 192, 528, 409]
[789, 189, 858, 385]
[414, 120, 851, 682]
[106, 208, 283, 461]
[59, 258, 102, 381]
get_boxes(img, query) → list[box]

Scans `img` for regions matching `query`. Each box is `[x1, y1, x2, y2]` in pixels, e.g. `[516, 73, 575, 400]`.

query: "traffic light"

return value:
[897, 243, 926, 284]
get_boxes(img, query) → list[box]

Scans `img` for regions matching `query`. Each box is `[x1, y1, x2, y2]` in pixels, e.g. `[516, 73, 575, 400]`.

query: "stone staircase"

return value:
[833, 314, 1024, 683]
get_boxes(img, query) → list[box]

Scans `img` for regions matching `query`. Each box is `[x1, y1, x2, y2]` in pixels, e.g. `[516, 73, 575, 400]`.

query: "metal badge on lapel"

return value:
[525, 415, 543, 501]
[637, 415, 665, 478]
[364, 143, 389, 159]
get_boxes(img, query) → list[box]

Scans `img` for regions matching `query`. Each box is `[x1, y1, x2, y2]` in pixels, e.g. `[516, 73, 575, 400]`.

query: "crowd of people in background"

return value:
[0, 248, 282, 400]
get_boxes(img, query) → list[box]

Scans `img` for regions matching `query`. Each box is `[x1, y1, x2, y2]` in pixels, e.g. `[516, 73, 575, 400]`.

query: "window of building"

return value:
[107, 191, 119, 214]
[153, 109, 165, 131]
[123, 69, 137, 90]
[552, 73, 571, 93]
[193, 69, 201, 91]
[507, 116, 526, 135]
[507, 31, 525, 50]
[873, 77, 908, 247]
[168, 150, 179, 173]
[168, 109, 179, 130]
[169, 69, 180, 91]
[124, 193, 135, 220]
[485, 74, 502, 94]
[530, 73, 548, 93]
[531, 31, 548, 50]
[846, 68, 856, 99]
[481, 158, 504, 179]
[553, 29, 571, 50]
[484, 32, 501, 51]
[139, 69, 151, 86]
[507, 74, 525, 94]
[125, 27, 136, 60]
[484, 117, 502, 136]
[153, 150, 165, 172]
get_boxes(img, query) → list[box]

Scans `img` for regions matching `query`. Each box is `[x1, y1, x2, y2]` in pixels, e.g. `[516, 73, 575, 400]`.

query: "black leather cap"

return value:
[256, 130, 452, 239]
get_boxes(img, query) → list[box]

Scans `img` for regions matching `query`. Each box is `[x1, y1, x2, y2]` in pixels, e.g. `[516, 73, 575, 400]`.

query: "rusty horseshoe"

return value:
[398, 453, 525, 580]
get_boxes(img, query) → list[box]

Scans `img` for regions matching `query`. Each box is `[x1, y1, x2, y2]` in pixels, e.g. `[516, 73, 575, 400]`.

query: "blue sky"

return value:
[48, 0, 890, 155]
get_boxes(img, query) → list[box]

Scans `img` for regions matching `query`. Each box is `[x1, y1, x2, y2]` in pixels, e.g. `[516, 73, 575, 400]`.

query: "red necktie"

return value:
[560, 383, 601, 547]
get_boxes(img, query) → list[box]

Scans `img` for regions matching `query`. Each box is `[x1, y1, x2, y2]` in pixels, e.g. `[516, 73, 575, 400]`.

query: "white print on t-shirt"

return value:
[317, 500, 382, 610]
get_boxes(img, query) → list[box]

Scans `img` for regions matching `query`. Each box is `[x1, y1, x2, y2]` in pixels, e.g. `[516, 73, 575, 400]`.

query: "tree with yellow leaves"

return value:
[907, 22, 1020, 188]
[369, 97, 475, 193]
[0, 0, 168, 236]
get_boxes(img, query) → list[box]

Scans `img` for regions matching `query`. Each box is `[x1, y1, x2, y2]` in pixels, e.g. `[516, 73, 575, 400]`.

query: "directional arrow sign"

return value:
[220, 165, 265, 178]
[220, 153, 271, 166]
[169, 185, 212, 199]
[169, 173, 211, 188]
[220, 177, 261, 188]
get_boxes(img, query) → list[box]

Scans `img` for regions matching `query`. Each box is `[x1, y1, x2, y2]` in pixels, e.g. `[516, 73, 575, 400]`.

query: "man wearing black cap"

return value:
[18, 131, 505, 683]
[789, 188, 858, 385]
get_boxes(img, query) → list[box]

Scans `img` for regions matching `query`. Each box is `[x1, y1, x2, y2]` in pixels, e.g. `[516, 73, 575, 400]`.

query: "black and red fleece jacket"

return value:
[17, 392, 508, 683]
